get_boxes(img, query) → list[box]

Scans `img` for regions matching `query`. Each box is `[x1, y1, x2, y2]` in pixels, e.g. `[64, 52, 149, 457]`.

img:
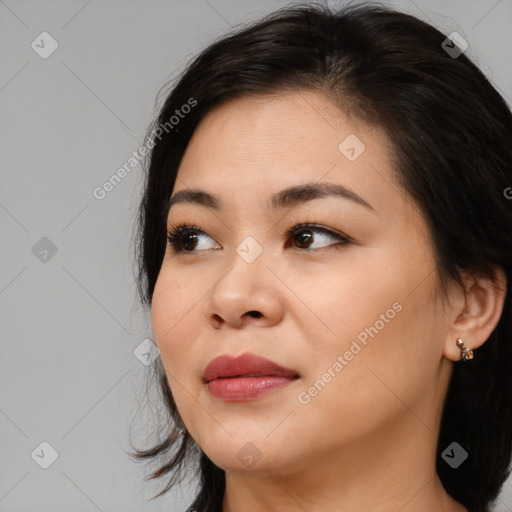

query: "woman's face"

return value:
[151, 90, 456, 475]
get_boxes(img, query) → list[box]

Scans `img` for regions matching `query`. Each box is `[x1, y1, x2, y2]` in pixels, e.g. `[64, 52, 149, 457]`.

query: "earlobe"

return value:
[443, 266, 507, 362]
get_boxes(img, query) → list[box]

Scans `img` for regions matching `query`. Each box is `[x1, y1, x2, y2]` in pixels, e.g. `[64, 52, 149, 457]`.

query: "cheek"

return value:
[150, 273, 206, 432]
[291, 250, 439, 410]
[150, 270, 200, 372]
[292, 294, 436, 450]
[289, 251, 402, 351]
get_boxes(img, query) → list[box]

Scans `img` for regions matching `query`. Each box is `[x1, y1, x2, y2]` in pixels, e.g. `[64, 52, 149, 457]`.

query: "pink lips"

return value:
[203, 352, 299, 401]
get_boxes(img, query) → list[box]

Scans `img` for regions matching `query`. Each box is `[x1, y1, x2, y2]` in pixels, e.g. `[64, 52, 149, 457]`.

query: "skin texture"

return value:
[150, 90, 506, 512]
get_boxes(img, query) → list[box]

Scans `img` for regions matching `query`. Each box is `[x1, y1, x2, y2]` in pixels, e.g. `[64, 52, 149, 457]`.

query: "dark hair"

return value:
[128, 2, 512, 511]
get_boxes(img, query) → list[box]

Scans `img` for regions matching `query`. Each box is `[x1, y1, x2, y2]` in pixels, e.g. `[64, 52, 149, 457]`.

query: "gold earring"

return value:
[457, 338, 474, 361]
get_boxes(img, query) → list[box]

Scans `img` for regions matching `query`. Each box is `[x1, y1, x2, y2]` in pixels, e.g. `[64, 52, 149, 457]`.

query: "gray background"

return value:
[1, 0, 511, 511]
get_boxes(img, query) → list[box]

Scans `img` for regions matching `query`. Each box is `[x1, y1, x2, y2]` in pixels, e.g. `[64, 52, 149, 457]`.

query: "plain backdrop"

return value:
[1, 0, 511, 511]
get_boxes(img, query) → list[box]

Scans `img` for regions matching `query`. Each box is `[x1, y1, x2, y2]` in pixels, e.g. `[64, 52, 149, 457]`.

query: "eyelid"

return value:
[284, 219, 353, 244]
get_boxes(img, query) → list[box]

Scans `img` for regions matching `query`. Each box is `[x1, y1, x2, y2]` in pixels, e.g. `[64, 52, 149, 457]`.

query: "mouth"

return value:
[218, 373, 292, 378]
[206, 375, 300, 401]
[203, 352, 300, 401]
[203, 352, 299, 382]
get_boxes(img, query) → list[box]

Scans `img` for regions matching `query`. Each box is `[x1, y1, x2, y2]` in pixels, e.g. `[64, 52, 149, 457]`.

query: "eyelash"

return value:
[166, 219, 352, 255]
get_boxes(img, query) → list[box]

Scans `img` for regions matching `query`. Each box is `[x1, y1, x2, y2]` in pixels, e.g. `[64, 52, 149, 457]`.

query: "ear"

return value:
[443, 266, 507, 362]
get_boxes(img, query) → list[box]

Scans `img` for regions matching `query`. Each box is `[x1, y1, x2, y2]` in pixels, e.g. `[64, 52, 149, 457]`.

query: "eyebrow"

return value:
[167, 182, 376, 214]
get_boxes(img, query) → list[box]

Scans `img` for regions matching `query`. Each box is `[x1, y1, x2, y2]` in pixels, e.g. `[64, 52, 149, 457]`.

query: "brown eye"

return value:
[294, 229, 314, 249]
[288, 224, 350, 250]
[167, 225, 220, 253]
[180, 232, 199, 251]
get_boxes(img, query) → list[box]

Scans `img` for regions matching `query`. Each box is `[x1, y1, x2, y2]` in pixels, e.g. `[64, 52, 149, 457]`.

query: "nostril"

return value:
[247, 311, 262, 318]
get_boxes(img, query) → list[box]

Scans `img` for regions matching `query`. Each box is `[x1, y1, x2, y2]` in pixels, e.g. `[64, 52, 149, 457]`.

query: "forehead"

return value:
[182, 90, 374, 165]
[171, 90, 416, 222]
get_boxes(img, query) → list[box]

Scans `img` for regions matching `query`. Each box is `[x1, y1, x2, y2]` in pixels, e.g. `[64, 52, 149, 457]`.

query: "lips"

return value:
[203, 352, 299, 383]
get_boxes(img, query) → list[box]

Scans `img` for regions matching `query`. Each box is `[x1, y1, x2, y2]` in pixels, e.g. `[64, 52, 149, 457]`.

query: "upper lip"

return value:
[203, 352, 299, 382]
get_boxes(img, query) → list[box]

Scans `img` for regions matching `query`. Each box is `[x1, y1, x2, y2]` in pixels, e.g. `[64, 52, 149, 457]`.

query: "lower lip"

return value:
[207, 376, 297, 401]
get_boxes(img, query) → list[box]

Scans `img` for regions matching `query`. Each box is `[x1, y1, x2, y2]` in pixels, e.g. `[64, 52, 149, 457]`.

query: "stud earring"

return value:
[457, 338, 474, 361]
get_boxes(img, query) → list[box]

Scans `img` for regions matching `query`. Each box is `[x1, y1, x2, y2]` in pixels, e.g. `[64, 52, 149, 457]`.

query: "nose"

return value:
[203, 250, 285, 329]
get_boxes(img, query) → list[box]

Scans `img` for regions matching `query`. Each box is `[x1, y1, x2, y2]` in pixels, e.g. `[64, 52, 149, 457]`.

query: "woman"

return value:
[129, 2, 512, 511]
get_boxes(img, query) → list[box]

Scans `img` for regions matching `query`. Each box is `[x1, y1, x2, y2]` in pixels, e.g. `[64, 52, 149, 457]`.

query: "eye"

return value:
[167, 223, 220, 253]
[286, 222, 350, 250]
[166, 221, 351, 254]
